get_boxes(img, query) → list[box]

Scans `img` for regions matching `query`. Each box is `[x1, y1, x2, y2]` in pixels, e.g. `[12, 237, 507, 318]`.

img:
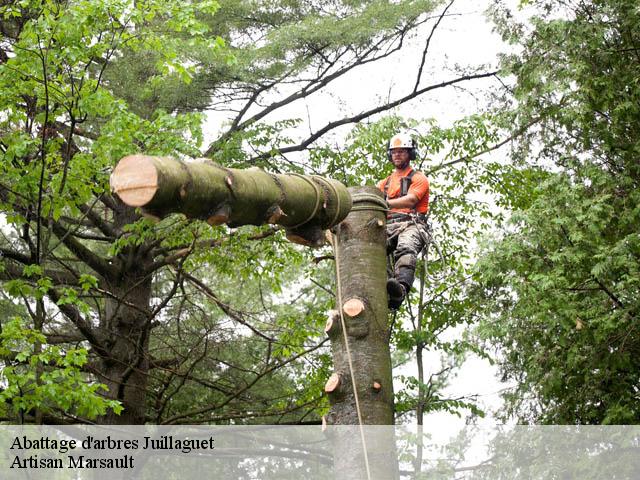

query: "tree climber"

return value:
[377, 132, 430, 309]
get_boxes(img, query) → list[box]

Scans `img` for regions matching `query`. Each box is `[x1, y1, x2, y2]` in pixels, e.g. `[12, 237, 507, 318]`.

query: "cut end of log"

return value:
[343, 298, 365, 318]
[376, 219, 385, 227]
[324, 373, 341, 393]
[324, 318, 334, 334]
[372, 381, 382, 392]
[110, 155, 159, 207]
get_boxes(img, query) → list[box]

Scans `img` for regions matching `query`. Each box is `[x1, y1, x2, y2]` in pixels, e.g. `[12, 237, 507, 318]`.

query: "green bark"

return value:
[325, 187, 398, 479]
[110, 155, 351, 245]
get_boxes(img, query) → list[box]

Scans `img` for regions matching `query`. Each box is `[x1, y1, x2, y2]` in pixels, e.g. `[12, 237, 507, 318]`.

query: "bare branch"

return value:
[413, 0, 456, 93]
[160, 338, 328, 424]
[250, 70, 499, 162]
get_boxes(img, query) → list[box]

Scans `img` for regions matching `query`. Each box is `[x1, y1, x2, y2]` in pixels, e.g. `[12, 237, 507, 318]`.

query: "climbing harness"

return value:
[382, 169, 418, 211]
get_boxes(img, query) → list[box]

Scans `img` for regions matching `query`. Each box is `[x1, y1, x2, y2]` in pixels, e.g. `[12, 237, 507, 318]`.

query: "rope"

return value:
[288, 173, 323, 229]
[350, 191, 390, 214]
[350, 205, 388, 213]
[313, 176, 343, 227]
[352, 192, 388, 209]
[332, 230, 373, 480]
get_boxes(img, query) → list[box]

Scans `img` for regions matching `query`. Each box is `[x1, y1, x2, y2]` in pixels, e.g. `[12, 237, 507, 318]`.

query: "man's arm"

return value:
[387, 193, 419, 209]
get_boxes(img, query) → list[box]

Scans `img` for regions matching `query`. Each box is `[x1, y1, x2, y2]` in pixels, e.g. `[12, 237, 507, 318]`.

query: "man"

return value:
[377, 132, 430, 310]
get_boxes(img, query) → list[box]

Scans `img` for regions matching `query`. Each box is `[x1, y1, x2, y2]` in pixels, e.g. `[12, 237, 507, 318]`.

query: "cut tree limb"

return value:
[110, 155, 352, 246]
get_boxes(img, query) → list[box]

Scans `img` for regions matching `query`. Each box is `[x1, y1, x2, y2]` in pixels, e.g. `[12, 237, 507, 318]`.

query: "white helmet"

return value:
[387, 132, 417, 160]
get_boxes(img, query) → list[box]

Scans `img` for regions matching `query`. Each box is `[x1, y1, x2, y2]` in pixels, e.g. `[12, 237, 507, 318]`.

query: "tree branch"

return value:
[413, 0, 456, 93]
[249, 70, 499, 162]
[160, 338, 328, 424]
[50, 220, 117, 279]
[182, 272, 275, 343]
[46, 287, 108, 358]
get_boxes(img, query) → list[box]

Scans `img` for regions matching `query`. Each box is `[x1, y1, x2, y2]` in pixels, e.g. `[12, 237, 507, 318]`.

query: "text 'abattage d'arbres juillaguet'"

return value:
[9, 435, 215, 469]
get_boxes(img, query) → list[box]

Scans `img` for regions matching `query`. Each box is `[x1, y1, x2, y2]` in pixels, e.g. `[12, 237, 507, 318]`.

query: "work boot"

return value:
[386, 278, 406, 310]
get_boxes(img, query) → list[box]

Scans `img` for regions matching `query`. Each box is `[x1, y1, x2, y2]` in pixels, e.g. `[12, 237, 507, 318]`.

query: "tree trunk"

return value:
[324, 186, 399, 479]
[98, 202, 153, 424]
[110, 155, 352, 245]
[99, 279, 151, 424]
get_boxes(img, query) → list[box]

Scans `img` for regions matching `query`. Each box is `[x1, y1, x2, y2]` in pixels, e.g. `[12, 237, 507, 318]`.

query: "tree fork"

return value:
[110, 155, 352, 245]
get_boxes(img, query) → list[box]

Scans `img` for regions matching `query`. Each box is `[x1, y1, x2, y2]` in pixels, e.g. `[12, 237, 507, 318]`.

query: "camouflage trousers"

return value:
[386, 220, 429, 290]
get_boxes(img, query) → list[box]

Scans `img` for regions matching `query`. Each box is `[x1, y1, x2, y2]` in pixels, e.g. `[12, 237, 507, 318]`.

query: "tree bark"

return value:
[110, 155, 352, 246]
[98, 201, 153, 425]
[325, 187, 399, 479]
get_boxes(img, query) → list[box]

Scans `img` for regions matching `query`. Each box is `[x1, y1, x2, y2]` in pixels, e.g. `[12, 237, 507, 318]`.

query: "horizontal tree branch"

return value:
[50, 220, 117, 279]
[249, 70, 499, 162]
[0, 247, 32, 264]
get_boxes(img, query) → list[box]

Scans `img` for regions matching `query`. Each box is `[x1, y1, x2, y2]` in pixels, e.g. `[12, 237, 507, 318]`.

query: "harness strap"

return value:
[383, 169, 418, 213]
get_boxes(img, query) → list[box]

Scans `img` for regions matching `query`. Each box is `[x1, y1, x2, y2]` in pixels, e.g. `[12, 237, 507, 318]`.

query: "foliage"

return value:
[474, 0, 640, 424]
[0, 317, 121, 420]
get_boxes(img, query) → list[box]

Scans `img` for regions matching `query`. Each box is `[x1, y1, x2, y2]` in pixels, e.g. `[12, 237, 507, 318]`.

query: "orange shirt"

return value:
[377, 166, 429, 214]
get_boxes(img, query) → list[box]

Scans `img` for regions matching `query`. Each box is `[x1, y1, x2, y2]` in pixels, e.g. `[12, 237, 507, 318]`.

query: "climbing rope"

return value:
[332, 229, 373, 480]
[288, 173, 323, 229]
[350, 192, 389, 214]
[314, 176, 344, 227]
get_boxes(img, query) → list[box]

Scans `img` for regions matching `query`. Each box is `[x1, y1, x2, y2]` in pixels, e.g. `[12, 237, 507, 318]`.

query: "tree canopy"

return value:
[474, 0, 640, 424]
[3, 0, 636, 433]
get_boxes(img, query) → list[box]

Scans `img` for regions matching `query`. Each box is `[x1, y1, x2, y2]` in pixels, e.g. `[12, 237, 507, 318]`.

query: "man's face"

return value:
[390, 148, 411, 169]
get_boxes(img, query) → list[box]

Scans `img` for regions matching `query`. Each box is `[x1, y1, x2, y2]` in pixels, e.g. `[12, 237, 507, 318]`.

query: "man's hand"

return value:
[387, 193, 419, 209]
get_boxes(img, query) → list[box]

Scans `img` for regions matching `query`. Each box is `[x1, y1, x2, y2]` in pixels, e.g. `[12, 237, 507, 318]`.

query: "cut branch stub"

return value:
[207, 204, 231, 226]
[342, 298, 365, 317]
[324, 373, 341, 393]
[325, 230, 334, 246]
[324, 310, 340, 336]
[265, 205, 284, 224]
[110, 155, 352, 244]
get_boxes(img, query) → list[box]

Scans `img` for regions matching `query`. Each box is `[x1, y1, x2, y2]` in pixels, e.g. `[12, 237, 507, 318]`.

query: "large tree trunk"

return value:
[99, 278, 151, 424]
[98, 202, 153, 424]
[110, 155, 352, 245]
[324, 186, 399, 479]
